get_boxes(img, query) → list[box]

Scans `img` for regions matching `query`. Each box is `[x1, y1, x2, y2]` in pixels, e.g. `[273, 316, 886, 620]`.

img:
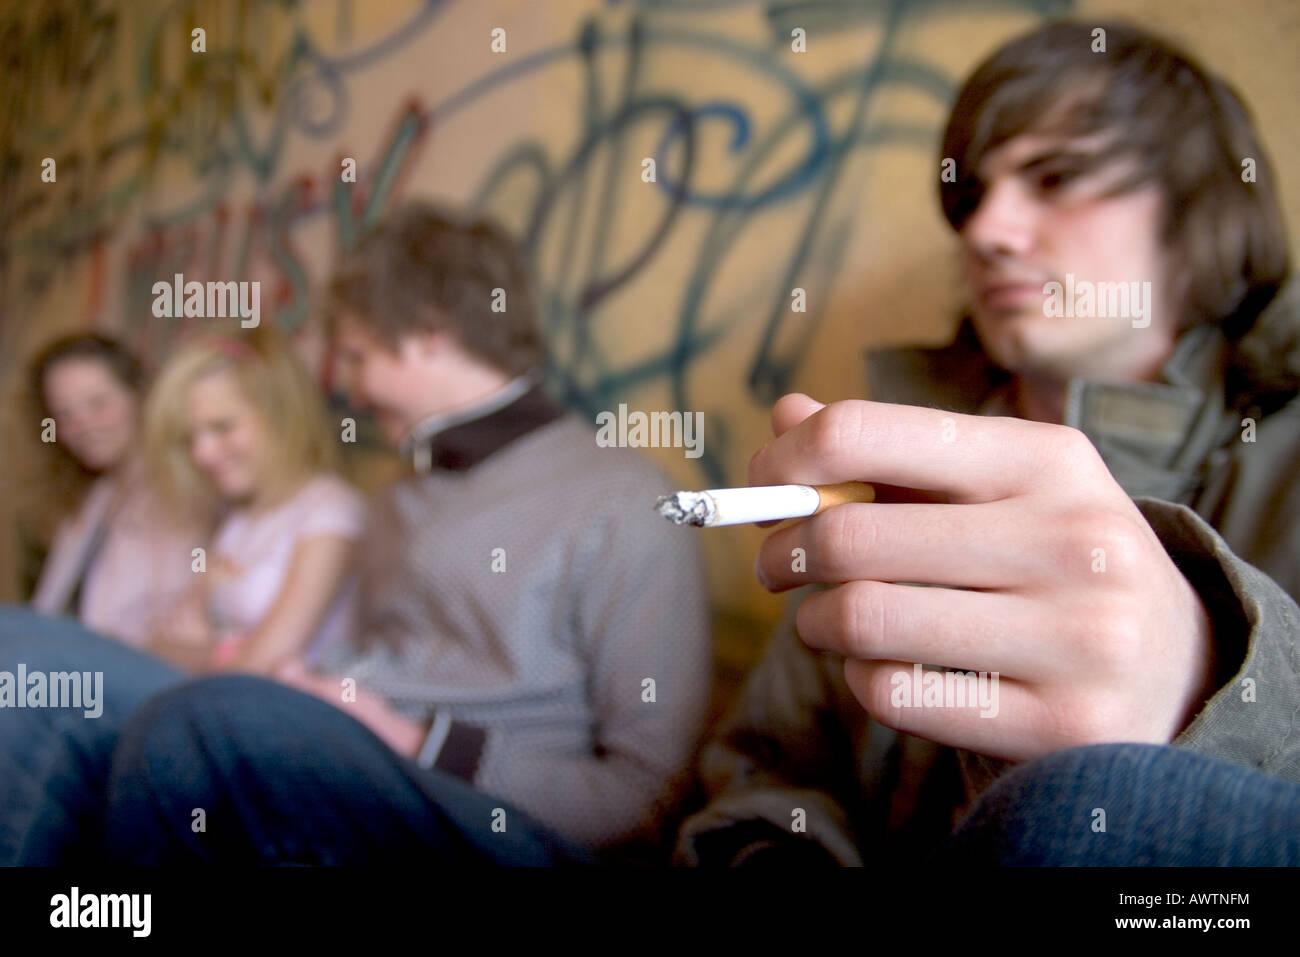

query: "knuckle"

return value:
[1087, 510, 1147, 573]
[815, 502, 878, 570]
[1056, 506, 1146, 576]
[1051, 425, 1102, 467]
[1036, 424, 1107, 484]
[844, 580, 892, 658]
[804, 401, 866, 464]
[1086, 603, 1147, 671]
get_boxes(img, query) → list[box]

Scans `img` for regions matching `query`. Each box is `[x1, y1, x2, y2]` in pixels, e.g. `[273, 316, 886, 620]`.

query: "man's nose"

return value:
[961, 177, 1038, 262]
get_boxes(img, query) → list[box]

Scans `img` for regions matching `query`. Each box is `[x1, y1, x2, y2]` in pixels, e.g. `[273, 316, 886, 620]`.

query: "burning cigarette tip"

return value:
[655, 490, 715, 526]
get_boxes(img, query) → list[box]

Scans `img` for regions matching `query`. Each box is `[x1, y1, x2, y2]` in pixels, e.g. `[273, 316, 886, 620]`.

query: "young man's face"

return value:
[332, 316, 440, 446]
[958, 130, 1178, 382]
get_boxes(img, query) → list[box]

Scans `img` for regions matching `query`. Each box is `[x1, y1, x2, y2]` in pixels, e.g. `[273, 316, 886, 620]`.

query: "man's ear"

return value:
[405, 328, 449, 361]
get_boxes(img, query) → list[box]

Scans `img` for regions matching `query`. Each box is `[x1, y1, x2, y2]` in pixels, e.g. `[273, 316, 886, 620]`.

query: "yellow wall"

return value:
[3, 0, 1297, 654]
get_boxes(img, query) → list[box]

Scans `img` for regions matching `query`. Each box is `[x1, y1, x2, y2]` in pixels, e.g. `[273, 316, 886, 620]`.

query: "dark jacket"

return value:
[676, 283, 1300, 865]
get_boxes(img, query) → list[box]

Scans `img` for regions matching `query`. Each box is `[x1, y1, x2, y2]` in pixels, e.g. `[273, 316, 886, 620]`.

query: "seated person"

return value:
[0, 201, 713, 864]
[676, 20, 1300, 865]
[141, 331, 366, 675]
[25, 333, 198, 647]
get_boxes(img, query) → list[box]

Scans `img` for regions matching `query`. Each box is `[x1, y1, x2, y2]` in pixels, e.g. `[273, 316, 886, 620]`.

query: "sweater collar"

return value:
[399, 375, 565, 474]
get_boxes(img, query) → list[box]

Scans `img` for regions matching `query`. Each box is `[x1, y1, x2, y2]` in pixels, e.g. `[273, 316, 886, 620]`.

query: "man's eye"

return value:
[1039, 168, 1081, 190]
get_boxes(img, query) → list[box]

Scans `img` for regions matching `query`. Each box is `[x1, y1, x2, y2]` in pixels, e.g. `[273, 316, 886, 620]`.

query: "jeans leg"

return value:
[940, 742, 1300, 865]
[0, 605, 186, 864]
[105, 674, 591, 866]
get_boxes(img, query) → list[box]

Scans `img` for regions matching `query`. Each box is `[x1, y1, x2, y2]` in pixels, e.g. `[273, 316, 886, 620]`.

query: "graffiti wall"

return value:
[3, 0, 1297, 642]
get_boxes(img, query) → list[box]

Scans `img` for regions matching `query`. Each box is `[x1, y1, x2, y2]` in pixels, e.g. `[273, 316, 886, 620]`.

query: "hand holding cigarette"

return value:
[746, 393, 1217, 764]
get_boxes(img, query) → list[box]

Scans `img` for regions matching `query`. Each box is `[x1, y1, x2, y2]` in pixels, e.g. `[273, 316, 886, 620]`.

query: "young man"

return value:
[290, 201, 715, 855]
[0, 202, 713, 864]
[874, 19, 1299, 601]
[676, 20, 1300, 865]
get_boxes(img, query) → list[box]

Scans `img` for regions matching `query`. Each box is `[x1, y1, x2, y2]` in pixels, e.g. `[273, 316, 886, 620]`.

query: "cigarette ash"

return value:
[655, 490, 715, 526]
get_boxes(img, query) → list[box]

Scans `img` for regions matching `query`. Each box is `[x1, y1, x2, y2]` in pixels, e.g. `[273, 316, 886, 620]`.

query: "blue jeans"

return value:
[0, 605, 186, 864]
[105, 674, 590, 866]
[6, 607, 1298, 865]
[940, 742, 1300, 865]
[104, 702, 1300, 866]
[0, 605, 585, 865]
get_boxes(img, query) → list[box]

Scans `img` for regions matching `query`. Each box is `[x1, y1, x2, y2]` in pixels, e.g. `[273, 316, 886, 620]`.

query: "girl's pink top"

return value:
[206, 474, 367, 663]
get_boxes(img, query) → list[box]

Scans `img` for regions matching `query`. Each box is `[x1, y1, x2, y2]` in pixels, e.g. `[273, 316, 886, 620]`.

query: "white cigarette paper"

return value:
[655, 483, 874, 527]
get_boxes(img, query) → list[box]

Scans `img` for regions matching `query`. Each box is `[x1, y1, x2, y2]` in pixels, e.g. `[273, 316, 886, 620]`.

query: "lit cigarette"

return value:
[656, 482, 875, 527]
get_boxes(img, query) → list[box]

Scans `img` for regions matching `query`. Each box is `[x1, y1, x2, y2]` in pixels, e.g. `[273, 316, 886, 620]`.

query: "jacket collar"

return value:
[864, 280, 1300, 501]
[399, 375, 565, 474]
[1062, 323, 1229, 500]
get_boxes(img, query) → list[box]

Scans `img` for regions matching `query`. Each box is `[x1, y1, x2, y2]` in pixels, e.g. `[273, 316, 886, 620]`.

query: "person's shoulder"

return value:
[537, 411, 681, 487]
[291, 473, 368, 527]
[300, 472, 364, 505]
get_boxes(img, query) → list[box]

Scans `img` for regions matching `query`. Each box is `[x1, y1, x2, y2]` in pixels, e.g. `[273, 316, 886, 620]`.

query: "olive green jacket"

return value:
[676, 282, 1300, 865]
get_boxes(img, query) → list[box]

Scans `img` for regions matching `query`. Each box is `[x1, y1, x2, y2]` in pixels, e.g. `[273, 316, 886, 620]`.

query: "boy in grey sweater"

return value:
[285, 201, 712, 855]
[289, 201, 714, 852]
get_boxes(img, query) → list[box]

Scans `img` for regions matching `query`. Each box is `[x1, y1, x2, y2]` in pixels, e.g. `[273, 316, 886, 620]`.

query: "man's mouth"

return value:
[981, 283, 1042, 308]
[977, 274, 1052, 310]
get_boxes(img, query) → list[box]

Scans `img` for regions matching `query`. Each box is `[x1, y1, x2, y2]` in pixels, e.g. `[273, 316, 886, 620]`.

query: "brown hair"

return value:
[17, 334, 145, 535]
[324, 201, 544, 375]
[939, 20, 1291, 334]
[143, 327, 337, 528]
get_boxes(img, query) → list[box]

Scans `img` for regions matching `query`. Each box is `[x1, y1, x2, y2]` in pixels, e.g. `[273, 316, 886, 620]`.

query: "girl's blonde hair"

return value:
[144, 328, 337, 528]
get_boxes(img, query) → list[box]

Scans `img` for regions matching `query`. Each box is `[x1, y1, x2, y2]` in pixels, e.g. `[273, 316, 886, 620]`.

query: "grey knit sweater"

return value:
[316, 385, 713, 851]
